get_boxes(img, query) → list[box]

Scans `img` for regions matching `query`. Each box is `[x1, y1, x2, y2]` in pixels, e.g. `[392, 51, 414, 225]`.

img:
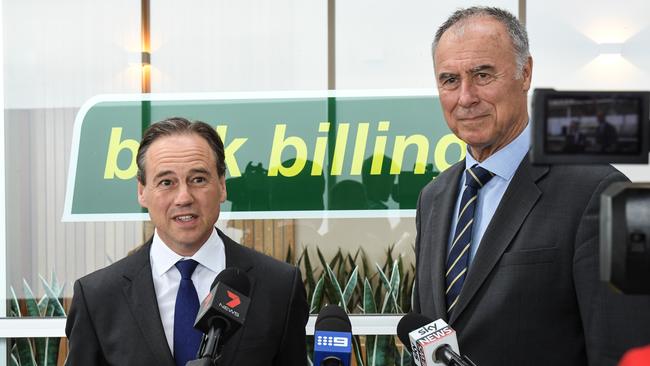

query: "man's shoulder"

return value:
[545, 163, 627, 185]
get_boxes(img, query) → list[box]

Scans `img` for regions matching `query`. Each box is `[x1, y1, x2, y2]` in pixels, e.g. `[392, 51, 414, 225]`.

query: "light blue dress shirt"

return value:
[447, 124, 531, 264]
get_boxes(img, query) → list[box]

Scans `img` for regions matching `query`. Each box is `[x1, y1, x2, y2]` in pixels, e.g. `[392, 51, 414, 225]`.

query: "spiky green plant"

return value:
[8, 273, 66, 366]
[296, 244, 415, 366]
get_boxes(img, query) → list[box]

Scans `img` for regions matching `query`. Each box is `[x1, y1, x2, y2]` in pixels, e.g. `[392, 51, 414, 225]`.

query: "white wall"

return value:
[527, 0, 650, 181]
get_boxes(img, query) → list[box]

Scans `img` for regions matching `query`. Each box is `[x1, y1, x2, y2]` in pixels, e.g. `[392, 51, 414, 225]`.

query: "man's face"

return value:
[137, 133, 226, 256]
[434, 17, 532, 161]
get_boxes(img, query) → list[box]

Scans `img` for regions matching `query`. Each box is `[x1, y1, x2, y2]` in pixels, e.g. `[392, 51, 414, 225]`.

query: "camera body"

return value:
[530, 88, 650, 294]
[530, 88, 649, 165]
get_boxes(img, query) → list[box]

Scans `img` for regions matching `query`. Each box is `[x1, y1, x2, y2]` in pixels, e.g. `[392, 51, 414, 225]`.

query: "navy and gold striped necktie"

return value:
[445, 165, 494, 315]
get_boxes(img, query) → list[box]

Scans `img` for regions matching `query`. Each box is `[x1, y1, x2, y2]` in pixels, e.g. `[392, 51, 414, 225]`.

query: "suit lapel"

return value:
[449, 158, 549, 323]
[122, 242, 176, 366]
[424, 163, 465, 320]
[215, 229, 255, 366]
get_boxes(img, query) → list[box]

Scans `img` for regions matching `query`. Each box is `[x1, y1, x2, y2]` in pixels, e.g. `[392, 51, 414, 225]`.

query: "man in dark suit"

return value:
[413, 6, 650, 366]
[65, 117, 308, 366]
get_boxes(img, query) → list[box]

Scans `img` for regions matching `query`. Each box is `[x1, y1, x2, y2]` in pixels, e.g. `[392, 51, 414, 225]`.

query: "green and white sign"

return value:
[63, 90, 465, 221]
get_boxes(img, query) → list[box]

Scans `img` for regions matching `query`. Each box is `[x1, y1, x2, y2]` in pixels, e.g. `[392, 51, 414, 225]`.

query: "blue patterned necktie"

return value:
[174, 259, 202, 366]
[445, 165, 494, 315]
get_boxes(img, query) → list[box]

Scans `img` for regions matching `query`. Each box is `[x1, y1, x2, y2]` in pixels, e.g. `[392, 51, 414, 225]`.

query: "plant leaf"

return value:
[10, 353, 20, 366]
[316, 247, 328, 274]
[342, 266, 358, 309]
[39, 275, 66, 316]
[44, 336, 62, 366]
[388, 260, 402, 313]
[310, 276, 325, 313]
[9, 286, 21, 317]
[369, 335, 396, 366]
[325, 263, 346, 311]
[303, 248, 316, 295]
[22, 279, 40, 317]
[352, 335, 365, 366]
[362, 279, 377, 314]
[15, 337, 37, 366]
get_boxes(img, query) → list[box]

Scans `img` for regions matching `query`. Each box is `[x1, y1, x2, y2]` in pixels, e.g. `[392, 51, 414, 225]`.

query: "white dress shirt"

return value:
[447, 124, 531, 264]
[150, 228, 226, 353]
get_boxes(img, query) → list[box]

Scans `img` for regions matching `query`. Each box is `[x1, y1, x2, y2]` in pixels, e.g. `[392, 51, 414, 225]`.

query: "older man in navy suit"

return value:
[413, 6, 650, 366]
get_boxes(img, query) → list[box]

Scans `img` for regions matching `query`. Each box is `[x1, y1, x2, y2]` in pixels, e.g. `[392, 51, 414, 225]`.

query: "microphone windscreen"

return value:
[396, 312, 432, 346]
[315, 304, 351, 332]
[211, 267, 251, 295]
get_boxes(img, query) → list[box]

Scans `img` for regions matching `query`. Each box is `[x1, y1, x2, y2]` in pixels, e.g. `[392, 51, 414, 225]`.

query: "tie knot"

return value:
[175, 259, 199, 280]
[465, 165, 494, 189]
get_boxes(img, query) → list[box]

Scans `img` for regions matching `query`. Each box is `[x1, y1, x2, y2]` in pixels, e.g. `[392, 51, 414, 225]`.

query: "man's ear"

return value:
[522, 56, 533, 92]
[219, 175, 227, 203]
[137, 181, 148, 208]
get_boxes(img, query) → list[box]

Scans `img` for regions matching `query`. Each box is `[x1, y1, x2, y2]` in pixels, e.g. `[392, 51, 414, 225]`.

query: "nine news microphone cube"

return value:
[600, 182, 650, 294]
[313, 330, 352, 366]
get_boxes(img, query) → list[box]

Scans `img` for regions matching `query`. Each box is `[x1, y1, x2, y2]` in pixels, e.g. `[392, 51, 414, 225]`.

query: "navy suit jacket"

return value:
[65, 229, 308, 366]
[414, 157, 650, 366]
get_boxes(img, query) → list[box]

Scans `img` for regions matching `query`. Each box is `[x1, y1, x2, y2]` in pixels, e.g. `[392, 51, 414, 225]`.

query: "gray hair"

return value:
[432, 6, 530, 78]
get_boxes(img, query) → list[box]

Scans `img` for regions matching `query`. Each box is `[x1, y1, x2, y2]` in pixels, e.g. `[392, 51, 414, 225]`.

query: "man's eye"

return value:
[474, 73, 493, 85]
[192, 177, 206, 184]
[158, 179, 172, 187]
[441, 77, 459, 89]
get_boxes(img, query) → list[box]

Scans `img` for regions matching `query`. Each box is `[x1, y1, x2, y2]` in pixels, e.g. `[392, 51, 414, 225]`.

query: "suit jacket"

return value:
[65, 229, 308, 366]
[414, 157, 650, 366]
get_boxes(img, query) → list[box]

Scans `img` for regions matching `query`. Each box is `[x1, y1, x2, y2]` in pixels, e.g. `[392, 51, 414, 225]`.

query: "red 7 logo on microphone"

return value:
[226, 290, 241, 308]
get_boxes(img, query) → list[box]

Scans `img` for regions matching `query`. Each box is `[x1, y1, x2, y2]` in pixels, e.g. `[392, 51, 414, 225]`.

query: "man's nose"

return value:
[458, 79, 480, 107]
[174, 184, 194, 206]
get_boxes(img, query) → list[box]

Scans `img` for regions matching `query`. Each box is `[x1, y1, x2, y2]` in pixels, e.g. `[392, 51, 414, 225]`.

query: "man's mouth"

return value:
[174, 215, 197, 222]
[458, 114, 489, 121]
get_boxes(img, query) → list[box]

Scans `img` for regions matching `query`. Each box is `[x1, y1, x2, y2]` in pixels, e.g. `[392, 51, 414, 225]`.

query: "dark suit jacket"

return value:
[65, 229, 308, 366]
[414, 157, 650, 366]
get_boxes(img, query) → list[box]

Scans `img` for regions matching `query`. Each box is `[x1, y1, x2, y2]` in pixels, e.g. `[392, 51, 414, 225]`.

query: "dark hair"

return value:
[432, 6, 530, 77]
[136, 117, 226, 184]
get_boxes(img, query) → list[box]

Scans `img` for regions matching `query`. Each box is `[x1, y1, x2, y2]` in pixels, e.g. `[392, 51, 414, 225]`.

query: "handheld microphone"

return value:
[313, 305, 352, 366]
[186, 267, 251, 366]
[396, 312, 476, 366]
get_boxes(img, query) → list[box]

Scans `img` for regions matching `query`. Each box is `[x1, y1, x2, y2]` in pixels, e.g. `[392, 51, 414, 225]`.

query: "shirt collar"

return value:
[465, 122, 531, 181]
[150, 227, 225, 277]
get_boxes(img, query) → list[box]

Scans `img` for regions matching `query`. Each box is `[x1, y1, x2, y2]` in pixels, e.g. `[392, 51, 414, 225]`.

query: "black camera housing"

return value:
[600, 183, 650, 294]
[530, 88, 650, 165]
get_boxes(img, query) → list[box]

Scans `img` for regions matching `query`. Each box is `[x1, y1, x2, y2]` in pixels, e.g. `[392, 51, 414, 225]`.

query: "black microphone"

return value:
[186, 267, 251, 366]
[396, 312, 477, 366]
[313, 305, 352, 366]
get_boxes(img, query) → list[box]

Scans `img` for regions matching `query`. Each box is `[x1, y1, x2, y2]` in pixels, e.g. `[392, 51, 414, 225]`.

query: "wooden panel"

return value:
[227, 219, 295, 263]
[253, 219, 264, 253]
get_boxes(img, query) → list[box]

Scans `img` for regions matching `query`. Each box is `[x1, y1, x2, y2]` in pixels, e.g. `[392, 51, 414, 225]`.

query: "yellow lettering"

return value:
[103, 127, 138, 179]
[434, 133, 466, 172]
[370, 121, 390, 174]
[330, 123, 350, 176]
[268, 124, 308, 177]
[311, 122, 329, 176]
[350, 123, 369, 175]
[215, 125, 248, 177]
[390, 135, 430, 174]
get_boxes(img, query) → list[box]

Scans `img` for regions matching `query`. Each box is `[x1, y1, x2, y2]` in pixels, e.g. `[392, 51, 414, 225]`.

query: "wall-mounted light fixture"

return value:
[599, 42, 623, 56]
[141, 0, 150, 93]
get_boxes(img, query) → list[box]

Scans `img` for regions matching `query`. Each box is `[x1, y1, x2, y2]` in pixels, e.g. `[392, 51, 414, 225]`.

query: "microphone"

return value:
[619, 345, 650, 366]
[186, 267, 252, 366]
[396, 312, 476, 366]
[313, 305, 352, 366]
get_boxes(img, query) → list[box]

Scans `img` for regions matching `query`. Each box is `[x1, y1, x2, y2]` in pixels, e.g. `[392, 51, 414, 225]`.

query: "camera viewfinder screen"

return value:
[545, 96, 642, 155]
